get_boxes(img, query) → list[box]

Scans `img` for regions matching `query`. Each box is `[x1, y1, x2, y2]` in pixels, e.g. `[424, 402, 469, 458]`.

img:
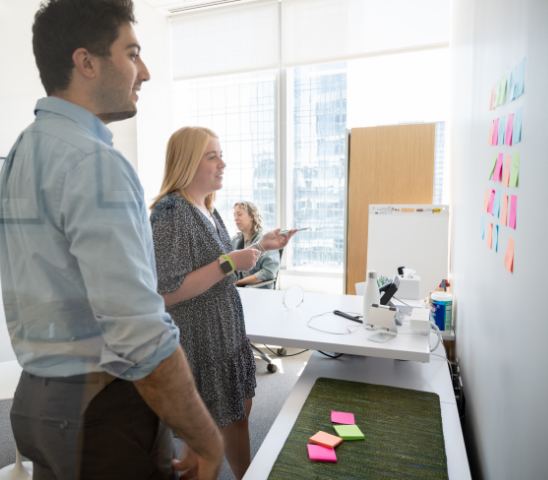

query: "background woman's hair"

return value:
[234, 201, 263, 241]
[150, 126, 218, 211]
[32, 0, 135, 96]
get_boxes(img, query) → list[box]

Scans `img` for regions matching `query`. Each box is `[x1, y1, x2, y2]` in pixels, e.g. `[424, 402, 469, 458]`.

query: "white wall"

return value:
[450, 1, 548, 479]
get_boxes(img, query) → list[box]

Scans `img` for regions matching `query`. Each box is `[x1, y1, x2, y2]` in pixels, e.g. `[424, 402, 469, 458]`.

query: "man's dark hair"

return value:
[33, 0, 135, 96]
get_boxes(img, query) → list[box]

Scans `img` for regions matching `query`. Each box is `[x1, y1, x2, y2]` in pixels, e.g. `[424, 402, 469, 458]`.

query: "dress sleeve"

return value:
[151, 199, 194, 296]
[254, 250, 280, 282]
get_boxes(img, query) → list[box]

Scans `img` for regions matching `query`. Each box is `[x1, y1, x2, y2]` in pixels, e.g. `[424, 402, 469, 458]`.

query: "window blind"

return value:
[281, 0, 450, 68]
[171, 0, 279, 80]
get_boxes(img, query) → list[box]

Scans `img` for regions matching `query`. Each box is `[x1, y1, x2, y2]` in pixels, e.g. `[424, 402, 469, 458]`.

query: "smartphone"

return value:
[276, 227, 310, 236]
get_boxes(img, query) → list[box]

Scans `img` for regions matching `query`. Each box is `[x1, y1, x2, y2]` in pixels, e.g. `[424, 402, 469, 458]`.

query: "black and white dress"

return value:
[150, 193, 256, 429]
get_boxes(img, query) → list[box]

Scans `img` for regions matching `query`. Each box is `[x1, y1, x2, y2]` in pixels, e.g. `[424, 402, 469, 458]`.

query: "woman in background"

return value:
[232, 201, 280, 289]
[149, 126, 295, 479]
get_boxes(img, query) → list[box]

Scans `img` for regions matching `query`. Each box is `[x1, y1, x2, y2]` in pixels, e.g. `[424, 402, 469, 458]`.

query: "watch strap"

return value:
[219, 254, 235, 276]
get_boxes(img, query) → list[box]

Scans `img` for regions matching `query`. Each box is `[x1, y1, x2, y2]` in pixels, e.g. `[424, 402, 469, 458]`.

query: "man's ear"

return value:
[72, 48, 98, 80]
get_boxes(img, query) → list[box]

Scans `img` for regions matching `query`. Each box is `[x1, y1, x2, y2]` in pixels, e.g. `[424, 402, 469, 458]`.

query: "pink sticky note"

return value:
[501, 194, 508, 226]
[307, 444, 337, 463]
[492, 153, 503, 181]
[331, 411, 355, 425]
[488, 121, 494, 146]
[509, 195, 517, 229]
[488, 189, 495, 214]
[503, 155, 511, 187]
[505, 113, 514, 146]
[492, 119, 499, 145]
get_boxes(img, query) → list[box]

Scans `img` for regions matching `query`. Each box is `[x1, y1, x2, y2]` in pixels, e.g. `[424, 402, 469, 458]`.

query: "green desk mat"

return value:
[268, 378, 448, 480]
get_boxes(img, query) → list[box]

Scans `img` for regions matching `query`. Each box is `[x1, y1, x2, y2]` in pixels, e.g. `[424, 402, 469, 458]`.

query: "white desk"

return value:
[244, 350, 471, 480]
[240, 288, 430, 362]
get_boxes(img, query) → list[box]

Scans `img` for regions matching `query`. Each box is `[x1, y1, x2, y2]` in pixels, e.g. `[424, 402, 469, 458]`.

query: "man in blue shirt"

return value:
[0, 1, 223, 479]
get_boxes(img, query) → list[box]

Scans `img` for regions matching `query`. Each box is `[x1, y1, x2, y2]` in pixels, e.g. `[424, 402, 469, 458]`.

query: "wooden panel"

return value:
[346, 124, 435, 294]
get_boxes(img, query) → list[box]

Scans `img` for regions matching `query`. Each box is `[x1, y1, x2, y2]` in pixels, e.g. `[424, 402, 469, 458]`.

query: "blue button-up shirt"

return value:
[0, 97, 179, 380]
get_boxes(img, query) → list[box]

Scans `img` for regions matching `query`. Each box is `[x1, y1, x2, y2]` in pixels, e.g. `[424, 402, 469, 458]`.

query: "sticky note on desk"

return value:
[309, 431, 343, 449]
[307, 444, 337, 463]
[513, 107, 522, 143]
[333, 425, 364, 440]
[509, 195, 517, 229]
[331, 411, 355, 425]
[501, 194, 508, 227]
[504, 237, 515, 273]
[510, 153, 520, 187]
[505, 113, 514, 146]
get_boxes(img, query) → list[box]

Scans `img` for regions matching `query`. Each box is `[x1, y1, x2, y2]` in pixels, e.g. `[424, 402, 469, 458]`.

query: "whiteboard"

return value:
[367, 205, 449, 298]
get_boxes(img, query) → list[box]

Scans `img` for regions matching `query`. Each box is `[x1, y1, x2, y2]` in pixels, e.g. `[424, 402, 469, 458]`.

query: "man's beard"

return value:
[94, 58, 138, 123]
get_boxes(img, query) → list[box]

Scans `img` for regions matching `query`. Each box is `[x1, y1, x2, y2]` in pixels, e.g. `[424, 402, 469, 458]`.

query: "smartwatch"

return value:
[218, 255, 235, 276]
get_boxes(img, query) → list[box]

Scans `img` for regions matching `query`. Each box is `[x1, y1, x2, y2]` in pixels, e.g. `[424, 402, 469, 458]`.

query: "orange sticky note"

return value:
[487, 222, 493, 248]
[488, 120, 494, 145]
[504, 237, 514, 273]
[501, 194, 508, 226]
[489, 84, 496, 110]
[483, 188, 490, 212]
[309, 431, 343, 449]
[502, 155, 511, 187]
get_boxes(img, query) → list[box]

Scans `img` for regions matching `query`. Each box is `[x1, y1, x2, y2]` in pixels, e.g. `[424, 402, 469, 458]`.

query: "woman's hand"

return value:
[259, 228, 298, 251]
[227, 248, 261, 271]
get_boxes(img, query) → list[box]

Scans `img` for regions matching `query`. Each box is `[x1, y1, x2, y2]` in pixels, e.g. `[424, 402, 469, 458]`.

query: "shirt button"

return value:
[125, 374, 132, 379]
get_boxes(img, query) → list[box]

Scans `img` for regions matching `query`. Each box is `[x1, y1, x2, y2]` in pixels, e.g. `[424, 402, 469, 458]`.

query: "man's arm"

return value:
[134, 345, 223, 479]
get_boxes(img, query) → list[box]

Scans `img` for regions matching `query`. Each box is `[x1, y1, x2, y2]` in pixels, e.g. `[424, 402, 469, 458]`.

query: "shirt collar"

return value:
[34, 97, 114, 147]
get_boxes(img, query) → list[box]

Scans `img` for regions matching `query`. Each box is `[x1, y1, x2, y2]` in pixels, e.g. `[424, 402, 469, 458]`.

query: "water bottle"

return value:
[363, 270, 381, 324]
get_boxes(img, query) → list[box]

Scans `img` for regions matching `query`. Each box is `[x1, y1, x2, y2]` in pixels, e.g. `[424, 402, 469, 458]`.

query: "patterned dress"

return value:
[150, 193, 256, 429]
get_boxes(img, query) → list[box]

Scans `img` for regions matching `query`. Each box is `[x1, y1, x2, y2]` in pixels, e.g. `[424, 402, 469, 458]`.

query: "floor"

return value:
[174, 345, 312, 480]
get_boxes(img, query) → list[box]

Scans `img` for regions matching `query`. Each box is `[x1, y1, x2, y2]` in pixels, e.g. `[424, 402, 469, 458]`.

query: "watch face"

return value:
[221, 260, 233, 275]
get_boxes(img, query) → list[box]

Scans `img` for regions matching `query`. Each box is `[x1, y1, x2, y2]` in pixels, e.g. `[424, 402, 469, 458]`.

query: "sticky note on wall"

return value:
[510, 153, 520, 187]
[484, 188, 490, 212]
[503, 155, 511, 187]
[505, 113, 514, 146]
[515, 58, 525, 98]
[489, 85, 496, 110]
[513, 107, 523, 143]
[492, 189, 501, 218]
[493, 153, 503, 181]
[488, 121, 495, 145]
[492, 119, 499, 145]
[493, 224, 498, 252]
[481, 216, 485, 239]
[509, 195, 517, 229]
[501, 74, 508, 104]
[498, 115, 506, 146]
[501, 194, 509, 226]
[509, 67, 516, 101]
[487, 222, 493, 248]
[488, 189, 495, 214]
[504, 237, 515, 273]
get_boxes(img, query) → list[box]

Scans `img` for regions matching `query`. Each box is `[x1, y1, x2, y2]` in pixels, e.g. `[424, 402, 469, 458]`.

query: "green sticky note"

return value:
[501, 74, 508, 104]
[333, 424, 364, 440]
[510, 152, 520, 187]
[494, 79, 501, 107]
[489, 153, 497, 180]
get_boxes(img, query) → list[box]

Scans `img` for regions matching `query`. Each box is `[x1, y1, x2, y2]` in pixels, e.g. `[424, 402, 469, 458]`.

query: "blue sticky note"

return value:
[481, 216, 485, 239]
[515, 58, 525, 98]
[513, 106, 522, 143]
[492, 189, 501, 218]
[493, 224, 498, 252]
[497, 115, 506, 146]
[509, 67, 517, 101]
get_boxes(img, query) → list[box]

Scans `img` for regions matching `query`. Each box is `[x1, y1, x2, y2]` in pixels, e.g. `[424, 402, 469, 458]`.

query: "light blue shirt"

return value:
[0, 97, 179, 380]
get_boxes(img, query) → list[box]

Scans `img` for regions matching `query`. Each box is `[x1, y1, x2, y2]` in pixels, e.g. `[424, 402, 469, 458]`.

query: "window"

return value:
[172, 70, 277, 237]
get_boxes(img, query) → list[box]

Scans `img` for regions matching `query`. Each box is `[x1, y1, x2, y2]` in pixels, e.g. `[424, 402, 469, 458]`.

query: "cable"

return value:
[393, 296, 414, 307]
[307, 311, 362, 335]
[431, 353, 453, 378]
[263, 344, 309, 357]
[318, 351, 344, 359]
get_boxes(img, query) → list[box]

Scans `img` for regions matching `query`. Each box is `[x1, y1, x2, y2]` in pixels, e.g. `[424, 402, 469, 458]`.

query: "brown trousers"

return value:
[10, 371, 177, 480]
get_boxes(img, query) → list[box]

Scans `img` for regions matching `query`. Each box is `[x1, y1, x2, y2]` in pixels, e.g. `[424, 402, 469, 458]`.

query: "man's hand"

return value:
[173, 444, 222, 480]
[259, 228, 298, 251]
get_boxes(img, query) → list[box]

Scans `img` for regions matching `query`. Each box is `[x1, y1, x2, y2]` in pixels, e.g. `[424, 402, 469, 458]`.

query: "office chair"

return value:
[246, 249, 285, 373]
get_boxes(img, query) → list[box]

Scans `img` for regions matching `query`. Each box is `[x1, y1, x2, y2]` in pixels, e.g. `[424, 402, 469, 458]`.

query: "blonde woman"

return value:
[149, 127, 296, 480]
[232, 201, 280, 289]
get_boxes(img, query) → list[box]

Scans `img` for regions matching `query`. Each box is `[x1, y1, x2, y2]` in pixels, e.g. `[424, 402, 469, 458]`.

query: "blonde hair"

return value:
[150, 126, 218, 211]
[234, 200, 263, 242]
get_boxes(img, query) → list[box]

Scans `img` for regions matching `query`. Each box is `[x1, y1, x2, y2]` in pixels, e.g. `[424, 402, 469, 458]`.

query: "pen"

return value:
[333, 310, 363, 324]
